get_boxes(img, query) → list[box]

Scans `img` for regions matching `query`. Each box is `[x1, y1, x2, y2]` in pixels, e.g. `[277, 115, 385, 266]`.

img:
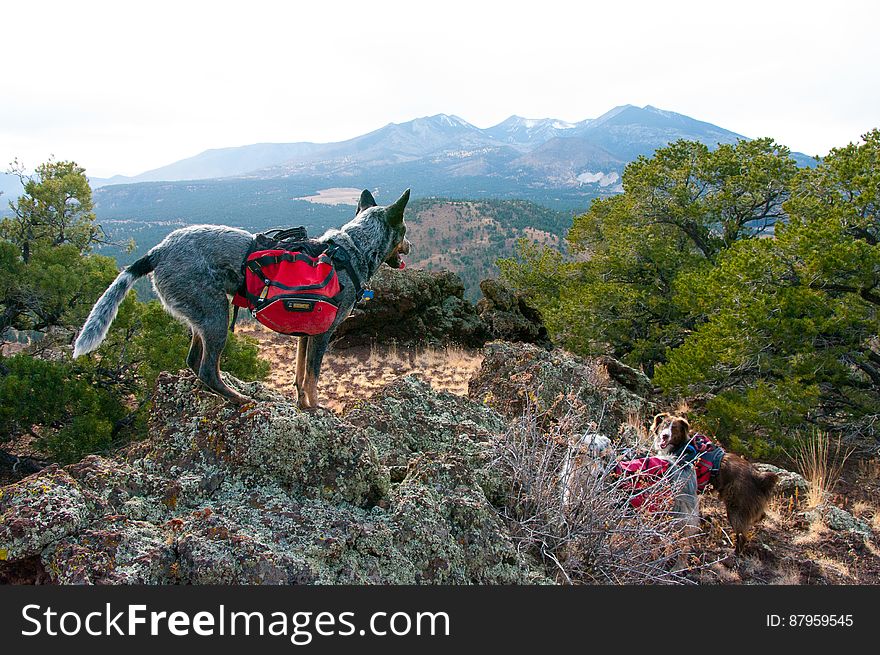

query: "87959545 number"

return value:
[766, 614, 854, 627]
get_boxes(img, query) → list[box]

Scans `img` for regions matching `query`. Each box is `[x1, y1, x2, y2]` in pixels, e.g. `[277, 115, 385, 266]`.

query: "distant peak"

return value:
[425, 113, 472, 128]
[642, 104, 678, 117]
[491, 116, 576, 130]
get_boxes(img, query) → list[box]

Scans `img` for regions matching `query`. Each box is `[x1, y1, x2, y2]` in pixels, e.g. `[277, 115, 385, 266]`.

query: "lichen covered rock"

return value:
[806, 505, 873, 537]
[345, 376, 506, 482]
[391, 452, 539, 584]
[754, 463, 810, 497]
[0, 369, 546, 585]
[0, 467, 89, 561]
[468, 341, 649, 434]
[143, 372, 389, 508]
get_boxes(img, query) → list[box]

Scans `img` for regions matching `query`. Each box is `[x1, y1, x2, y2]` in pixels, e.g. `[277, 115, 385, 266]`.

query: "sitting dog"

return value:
[651, 413, 778, 553]
[74, 189, 411, 409]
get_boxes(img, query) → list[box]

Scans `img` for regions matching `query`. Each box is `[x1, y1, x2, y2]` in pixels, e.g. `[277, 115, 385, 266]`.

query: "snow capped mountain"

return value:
[483, 115, 585, 148]
[92, 105, 797, 204]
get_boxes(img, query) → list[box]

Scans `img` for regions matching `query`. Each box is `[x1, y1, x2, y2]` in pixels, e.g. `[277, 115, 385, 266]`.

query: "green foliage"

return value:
[2, 159, 100, 262]
[502, 138, 796, 375]
[0, 160, 117, 335]
[502, 134, 877, 455]
[219, 325, 271, 382]
[497, 238, 567, 304]
[0, 355, 124, 463]
[656, 130, 880, 449]
[0, 160, 269, 466]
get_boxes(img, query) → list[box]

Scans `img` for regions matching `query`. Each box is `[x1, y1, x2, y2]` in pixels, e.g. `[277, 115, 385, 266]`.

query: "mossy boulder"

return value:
[0, 369, 545, 585]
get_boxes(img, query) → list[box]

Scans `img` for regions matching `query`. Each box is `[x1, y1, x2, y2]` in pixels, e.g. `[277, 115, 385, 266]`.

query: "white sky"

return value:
[2, 0, 878, 178]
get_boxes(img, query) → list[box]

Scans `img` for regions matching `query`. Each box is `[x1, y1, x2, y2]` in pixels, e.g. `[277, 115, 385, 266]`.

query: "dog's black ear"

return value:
[385, 188, 410, 227]
[356, 189, 377, 215]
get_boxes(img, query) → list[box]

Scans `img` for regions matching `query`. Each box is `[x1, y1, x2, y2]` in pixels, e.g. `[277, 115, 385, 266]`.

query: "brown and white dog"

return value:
[651, 413, 778, 553]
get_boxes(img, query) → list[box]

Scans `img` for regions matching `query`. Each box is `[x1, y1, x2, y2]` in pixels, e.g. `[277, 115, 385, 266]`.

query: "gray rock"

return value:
[754, 463, 810, 496]
[813, 505, 873, 537]
[468, 341, 649, 435]
[0, 369, 547, 585]
[476, 279, 551, 348]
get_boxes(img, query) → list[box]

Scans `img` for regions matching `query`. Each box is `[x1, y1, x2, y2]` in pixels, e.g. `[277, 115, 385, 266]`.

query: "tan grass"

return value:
[788, 432, 854, 508]
[857, 457, 880, 482]
[234, 324, 485, 413]
[792, 519, 830, 546]
[708, 562, 741, 584]
[329, 342, 483, 413]
[813, 555, 852, 579]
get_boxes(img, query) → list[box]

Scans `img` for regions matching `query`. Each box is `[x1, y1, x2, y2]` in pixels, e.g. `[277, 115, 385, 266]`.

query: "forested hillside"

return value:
[90, 194, 570, 299]
[403, 199, 568, 298]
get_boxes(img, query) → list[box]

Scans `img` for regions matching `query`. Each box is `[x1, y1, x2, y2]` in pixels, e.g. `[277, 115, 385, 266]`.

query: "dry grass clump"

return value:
[788, 432, 854, 508]
[492, 397, 707, 585]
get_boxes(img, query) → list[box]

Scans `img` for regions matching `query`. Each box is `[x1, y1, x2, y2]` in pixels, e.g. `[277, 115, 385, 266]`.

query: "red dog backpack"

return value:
[614, 456, 673, 510]
[232, 228, 346, 336]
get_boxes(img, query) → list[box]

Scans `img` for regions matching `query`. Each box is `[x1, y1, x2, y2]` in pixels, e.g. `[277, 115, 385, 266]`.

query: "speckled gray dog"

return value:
[74, 189, 411, 408]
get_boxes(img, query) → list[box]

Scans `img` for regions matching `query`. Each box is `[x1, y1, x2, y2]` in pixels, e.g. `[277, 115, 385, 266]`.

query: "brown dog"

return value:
[651, 413, 778, 553]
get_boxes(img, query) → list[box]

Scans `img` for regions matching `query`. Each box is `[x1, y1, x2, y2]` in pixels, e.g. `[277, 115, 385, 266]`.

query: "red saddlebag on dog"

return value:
[614, 456, 674, 510]
[232, 229, 342, 336]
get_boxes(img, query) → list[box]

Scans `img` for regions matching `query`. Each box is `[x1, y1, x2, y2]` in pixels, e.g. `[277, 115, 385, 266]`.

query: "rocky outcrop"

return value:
[331, 268, 549, 349]
[476, 279, 551, 349]
[0, 369, 548, 585]
[0, 336, 659, 585]
[468, 341, 649, 436]
[331, 267, 488, 348]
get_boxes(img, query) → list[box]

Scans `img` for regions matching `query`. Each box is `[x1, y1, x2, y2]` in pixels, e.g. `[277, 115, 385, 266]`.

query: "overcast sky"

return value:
[3, 0, 878, 178]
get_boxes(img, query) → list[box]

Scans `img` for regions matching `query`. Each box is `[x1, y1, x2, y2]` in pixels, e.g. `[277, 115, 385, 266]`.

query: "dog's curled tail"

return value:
[73, 254, 156, 358]
[755, 470, 779, 494]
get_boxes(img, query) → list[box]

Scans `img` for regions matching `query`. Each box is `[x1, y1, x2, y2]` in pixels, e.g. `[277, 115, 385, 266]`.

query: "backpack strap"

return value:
[325, 239, 365, 301]
[229, 304, 240, 332]
[706, 444, 726, 487]
[230, 236, 261, 331]
[673, 440, 699, 466]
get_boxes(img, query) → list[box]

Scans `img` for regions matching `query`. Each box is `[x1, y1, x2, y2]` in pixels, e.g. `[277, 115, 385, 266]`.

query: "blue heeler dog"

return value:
[74, 188, 411, 409]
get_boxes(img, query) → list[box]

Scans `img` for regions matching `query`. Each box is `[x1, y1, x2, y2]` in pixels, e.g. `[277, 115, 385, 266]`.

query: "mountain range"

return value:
[0, 104, 818, 297]
[91, 105, 775, 197]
